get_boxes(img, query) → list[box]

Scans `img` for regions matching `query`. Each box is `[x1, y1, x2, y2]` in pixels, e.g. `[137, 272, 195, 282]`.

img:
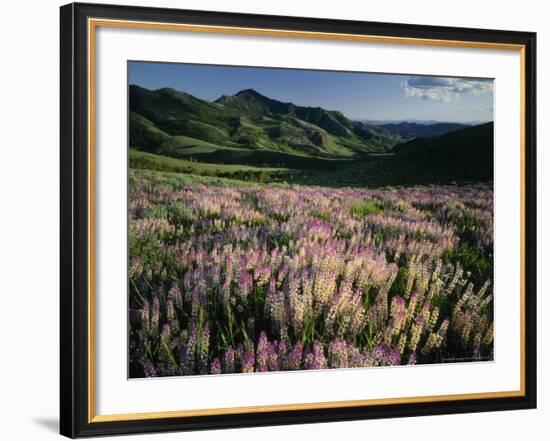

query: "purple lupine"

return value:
[381, 346, 402, 366]
[267, 341, 280, 371]
[166, 299, 175, 321]
[129, 178, 494, 377]
[180, 326, 197, 375]
[256, 331, 269, 372]
[328, 339, 349, 369]
[242, 350, 255, 373]
[183, 271, 191, 291]
[140, 301, 150, 328]
[223, 345, 235, 374]
[161, 323, 171, 343]
[151, 296, 160, 332]
[198, 324, 210, 374]
[238, 270, 253, 300]
[305, 341, 327, 370]
[168, 282, 182, 309]
[143, 360, 156, 378]
[277, 339, 288, 370]
[210, 358, 222, 375]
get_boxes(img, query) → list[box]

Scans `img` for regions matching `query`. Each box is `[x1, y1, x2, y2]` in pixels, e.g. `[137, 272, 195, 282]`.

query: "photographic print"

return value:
[60, 5, 536, 436]
[128, 62, 494, 378]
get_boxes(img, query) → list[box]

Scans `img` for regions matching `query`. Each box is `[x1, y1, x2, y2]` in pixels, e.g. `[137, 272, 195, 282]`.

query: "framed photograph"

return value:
[60, 2, 537, 438]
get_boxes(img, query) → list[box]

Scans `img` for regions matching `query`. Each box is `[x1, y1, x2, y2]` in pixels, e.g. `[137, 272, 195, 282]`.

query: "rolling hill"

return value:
[129, 85, 402, 159]
[308, 122, 494, 187]
[129, 85, 494, 187]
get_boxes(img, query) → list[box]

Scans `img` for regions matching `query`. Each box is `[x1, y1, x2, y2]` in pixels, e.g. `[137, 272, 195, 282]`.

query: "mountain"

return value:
[362, 119, 457, 125]
[312, 123, 493, 187]
[379, 121, 471, 141]
[129, 85, 493, 187]
[129, 85, 402, 160]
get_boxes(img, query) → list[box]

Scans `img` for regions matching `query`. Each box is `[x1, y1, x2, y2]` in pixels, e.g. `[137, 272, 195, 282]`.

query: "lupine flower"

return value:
[129, 175, 494, 377]
[305, 341, 328, 370]
[151, 297, 160, 332]
[328, 339, 349, 369]
[198, 324, 210, 374]
[287, 341, 303, 370]
[143, 360, 156, 377]
[140, 301, 150, 328]
[166, 300, 175, 321]
[168, 283, 182, 309]
[210, 358, 222, 375]
[267, 341, 280, 371]
[180, 326, 197, 375]
[223, 346, 235, 374]
[256, 332, 269, 372]
[161, 323, 171, 342]
[242, 350, 255, 373]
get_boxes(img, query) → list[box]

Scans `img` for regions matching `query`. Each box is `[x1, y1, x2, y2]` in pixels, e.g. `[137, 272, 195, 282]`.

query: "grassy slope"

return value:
[130, 122, 494, 188]
[129, 149, 298, 182]
[129, 85, 401, 158]
[307, 123, 494, 187]
[157, 135, 355, 171]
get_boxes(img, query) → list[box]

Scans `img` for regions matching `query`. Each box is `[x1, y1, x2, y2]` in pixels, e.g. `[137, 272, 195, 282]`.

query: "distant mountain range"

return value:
[377, 122, 471, 140]
[362, 119, 489, 126]
[129, 85, 493, 186]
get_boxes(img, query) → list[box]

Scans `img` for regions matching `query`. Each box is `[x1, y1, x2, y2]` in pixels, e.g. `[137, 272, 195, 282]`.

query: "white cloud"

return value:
[402, 76, 493, 103]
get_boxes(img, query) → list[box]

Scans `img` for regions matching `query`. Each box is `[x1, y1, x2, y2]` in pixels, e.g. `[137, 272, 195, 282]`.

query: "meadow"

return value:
[128, 170, 494, 377]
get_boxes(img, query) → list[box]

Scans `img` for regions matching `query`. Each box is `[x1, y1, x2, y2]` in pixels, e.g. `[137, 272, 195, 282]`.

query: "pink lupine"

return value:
[168, 282, 182, 309]
[328, 339, 349, 369]
[210, 358, 222, 375]
[223, 346, 235, 374]
[285, 341, 302, 370]
[256, 332, 269, 372]
[151, 297, 160, 332]
[129, 176, 494, 377]
[140, 301, 150, 328]
[143, 360, 156, 378]
[305, 341, 328, 370]
[242, 351, 255, 373]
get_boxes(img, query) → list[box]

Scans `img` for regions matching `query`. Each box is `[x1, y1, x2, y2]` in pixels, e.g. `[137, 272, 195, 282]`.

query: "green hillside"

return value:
[310, 123, 494, 187]
[129, 149, 297, 183]
[129, 84, 494, 188]
[309, 123, 493, 187]
[129, 85, 402, 158]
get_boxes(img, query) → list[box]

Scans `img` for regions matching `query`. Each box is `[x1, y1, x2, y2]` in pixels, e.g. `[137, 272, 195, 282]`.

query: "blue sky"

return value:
[129, 61, 493, 123]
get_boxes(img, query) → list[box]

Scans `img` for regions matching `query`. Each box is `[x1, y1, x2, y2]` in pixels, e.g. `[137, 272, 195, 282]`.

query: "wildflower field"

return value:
[129, 170, 494, 378]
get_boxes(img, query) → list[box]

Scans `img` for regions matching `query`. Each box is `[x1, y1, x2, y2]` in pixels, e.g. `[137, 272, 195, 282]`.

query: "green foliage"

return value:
[349, 199, 384, 217]
[129, 112, 170, 153]
[166, 202, 192, 228]
[442, 245, 492, 285]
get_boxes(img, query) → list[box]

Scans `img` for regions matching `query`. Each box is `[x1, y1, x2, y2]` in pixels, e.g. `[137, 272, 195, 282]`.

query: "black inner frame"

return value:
[60, 2, 537, 438]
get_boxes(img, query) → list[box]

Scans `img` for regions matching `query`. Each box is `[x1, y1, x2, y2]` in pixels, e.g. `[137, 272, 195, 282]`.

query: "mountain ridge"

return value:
[311, 122, 494, 187]
[380, 121, 472, 142]
[129, 85, 404, 158]
[129, 84, 493, 187]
